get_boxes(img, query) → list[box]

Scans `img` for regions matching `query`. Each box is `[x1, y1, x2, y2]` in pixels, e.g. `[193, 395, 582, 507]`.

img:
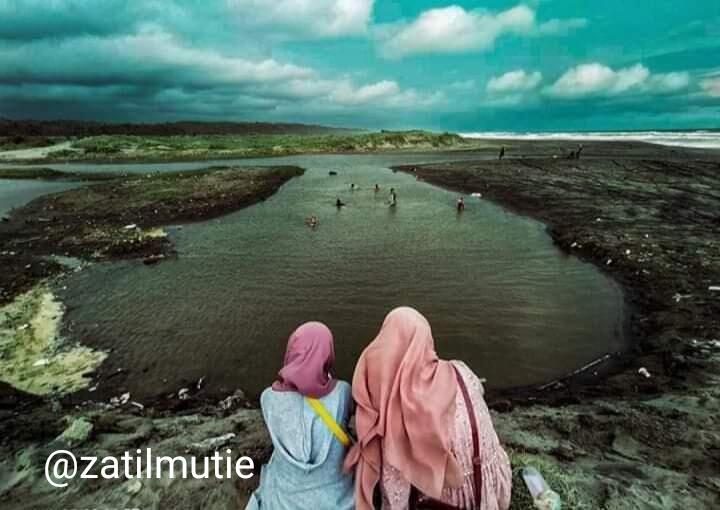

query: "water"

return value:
[53, 154, 625, 400]
[461, 130, 720, 150]
[0, 179, 81, 217]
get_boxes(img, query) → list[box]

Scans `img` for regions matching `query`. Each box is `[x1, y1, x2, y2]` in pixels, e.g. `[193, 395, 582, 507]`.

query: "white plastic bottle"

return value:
[521, 466, 562, 510]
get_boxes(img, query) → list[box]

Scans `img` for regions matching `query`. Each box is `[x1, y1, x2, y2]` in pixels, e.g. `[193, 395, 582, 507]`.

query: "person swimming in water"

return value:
[306, 215, 319, 228]
[456, 197, 465, 212]
[336, 198, 345, 208]
[350, 183, 356, 191]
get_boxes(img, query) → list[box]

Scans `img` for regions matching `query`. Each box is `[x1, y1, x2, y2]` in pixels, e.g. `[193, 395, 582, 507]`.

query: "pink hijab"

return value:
[344, 307, 462, 510]
[272, 321, 337, 398]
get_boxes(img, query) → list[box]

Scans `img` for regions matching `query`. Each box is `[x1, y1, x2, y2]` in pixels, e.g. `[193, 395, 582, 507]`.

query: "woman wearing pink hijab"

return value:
[247, 322, 354, 510]
[344, 307, 511, 510]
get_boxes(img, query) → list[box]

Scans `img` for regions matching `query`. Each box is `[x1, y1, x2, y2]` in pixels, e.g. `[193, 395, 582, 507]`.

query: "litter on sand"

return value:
[638, 367, 651, 378]
[521, 466, 562, 510]
[471, 192, 483, 198]
[122, 224, 137, 230]
[709, 286, 720, 292]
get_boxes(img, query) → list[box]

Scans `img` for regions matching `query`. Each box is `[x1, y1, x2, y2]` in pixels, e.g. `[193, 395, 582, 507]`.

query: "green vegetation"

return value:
[52, 130, 473, 162]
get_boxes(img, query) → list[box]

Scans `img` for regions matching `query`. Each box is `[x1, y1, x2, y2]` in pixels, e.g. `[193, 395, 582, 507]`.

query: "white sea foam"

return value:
[460, 131, 720, 150]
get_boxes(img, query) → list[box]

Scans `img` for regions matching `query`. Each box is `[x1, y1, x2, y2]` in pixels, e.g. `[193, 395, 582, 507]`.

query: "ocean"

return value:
[460, 130, 720, 150]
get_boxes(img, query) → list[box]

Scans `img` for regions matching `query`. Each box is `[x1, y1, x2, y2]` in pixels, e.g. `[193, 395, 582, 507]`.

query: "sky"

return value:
[0, 0, 719, 131]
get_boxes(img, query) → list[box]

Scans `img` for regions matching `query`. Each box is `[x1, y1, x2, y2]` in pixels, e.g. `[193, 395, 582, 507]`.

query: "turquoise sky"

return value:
[0, 0, 718, 130]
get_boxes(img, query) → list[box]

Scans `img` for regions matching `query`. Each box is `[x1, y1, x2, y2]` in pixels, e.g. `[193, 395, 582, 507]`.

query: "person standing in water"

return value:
[456, 197, 465, 212]
[351, 183, 356, 191]
[374, 184, 380, 193]
[336, 198, 345, 208]
[389, 188, 397, 207]
[499, 146, 505, 160]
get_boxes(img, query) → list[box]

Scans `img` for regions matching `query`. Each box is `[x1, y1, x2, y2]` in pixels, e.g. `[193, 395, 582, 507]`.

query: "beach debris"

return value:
[122, 224, 137, 230]
[521, 467, 561, 510]
[570, 242, 578, 248]
[178, 388, 190, 400]
[197, 376, 205, 390]
[638, 367, 651, 378]
[17, 323, 29, 331]
[673, 293, 692, 303]
[120, 392, 131, 404]
[709, 286, 720, 292]
[219, 389, 248, 411]
[88, 384, 98, 392]
[471, 192, 483, 198]
[606, 258, 613, 266]
[190, 433, 236, 453]
[625, 249, 631, 256]
[32, 358, 50, 367]
[130, 401, 144, 411]
[55, 417, 93, 447]
[142, 254, 165, 265]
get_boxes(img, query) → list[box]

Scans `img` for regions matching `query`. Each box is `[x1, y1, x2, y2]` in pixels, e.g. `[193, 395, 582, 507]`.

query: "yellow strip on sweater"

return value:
[305, 397, 352, 447]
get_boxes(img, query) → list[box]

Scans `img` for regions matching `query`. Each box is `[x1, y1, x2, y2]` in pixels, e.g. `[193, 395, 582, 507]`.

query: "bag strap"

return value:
[452, 365, 483, 507]
[410, 366, 483, 510]
[305, 397, 352, 447]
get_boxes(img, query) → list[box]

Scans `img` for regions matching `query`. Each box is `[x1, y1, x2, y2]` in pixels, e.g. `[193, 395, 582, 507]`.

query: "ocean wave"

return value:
[460, 131, 720, 150]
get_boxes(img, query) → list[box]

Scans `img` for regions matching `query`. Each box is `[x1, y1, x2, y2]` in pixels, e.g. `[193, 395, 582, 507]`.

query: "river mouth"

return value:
[54, 154, 625, 400]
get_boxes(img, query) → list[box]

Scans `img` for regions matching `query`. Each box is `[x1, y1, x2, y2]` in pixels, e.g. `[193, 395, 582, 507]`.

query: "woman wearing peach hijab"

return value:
[344, 307, 511, 510]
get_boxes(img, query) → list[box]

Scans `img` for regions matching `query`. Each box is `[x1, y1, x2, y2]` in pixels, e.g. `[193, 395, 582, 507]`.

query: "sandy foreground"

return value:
[1, 141, 719, 509]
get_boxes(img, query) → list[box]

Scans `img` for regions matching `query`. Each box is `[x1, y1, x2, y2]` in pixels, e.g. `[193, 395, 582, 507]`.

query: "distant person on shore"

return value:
[576, 144, 584, 160]
[247, 322, 354, 510]
[499, 146, 505, 160]
[456, 197, 465, 212]
[344, 307, 512, 510]
[374, 184, 380, 193]
[389, 189, 397, 207]
[351, 183, 356, 191]
[336, 198, 345, 208]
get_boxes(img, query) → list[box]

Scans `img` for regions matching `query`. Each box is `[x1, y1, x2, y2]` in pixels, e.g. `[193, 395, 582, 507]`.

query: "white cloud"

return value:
[547, 63, 690, 98]
[226, 0, 374, 38]
[700, 76, 720, 97]
[487, 70, 542, 93]
[536, 17, 587, 36]
[376, 4, 585, 58]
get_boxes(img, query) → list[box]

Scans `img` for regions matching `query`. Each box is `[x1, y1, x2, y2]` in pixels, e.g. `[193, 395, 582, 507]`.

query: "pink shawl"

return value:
[272, 321, 337, 398]
[344, 307, 463, 510]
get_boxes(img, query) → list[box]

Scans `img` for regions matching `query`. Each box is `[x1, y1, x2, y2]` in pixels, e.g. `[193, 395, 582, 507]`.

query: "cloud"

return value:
[547, 63, 690, 98]
[536, 17, 587, 36]
[487, 70, 542, 93]
[700, 76, 720, 97]
[376, 4, 585, 58]
[226, 0, 374, 38]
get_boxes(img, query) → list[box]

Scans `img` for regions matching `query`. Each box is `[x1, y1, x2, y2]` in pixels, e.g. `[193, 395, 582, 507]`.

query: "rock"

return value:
[190, 433, 236, 453]
[56, 417, 93, 447]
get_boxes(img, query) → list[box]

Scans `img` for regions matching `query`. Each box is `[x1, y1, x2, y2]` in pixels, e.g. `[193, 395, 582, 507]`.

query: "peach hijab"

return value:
[344, 307, 462, 510]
